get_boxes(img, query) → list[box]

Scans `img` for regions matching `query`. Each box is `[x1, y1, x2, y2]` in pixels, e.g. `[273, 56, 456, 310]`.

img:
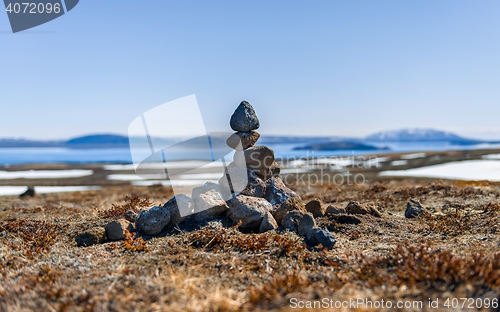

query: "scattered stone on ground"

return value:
[19, 186, 35, 198]
[76, 227, 107, 247]
[405, 199, 425, 218]
[305, 198, 326, 217]
[125, 210, 137, 222]
[282, 211, 316, 236]
[259, 212, 278, 233]
[326, 205, 346, 215]
[135, 205, 171, 235]
[306, 227, 337, 250]
[345, 201, 382, 218]
[227, 195, 272, 228]
[105, 219, 134, 241]
[164, 194, 193, 227]
[272, 197, 306, 225]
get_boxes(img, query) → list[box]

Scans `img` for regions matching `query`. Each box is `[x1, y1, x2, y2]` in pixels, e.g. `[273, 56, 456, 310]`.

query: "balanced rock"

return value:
[405, 199, 425, 218]
[230, 101, 260, 132]
[136, 205, 171, 235]
[265, 176, 300, 209]
[192, 182, 229, 220]
[325, 205, 346, 215]
[345, 201, 381, 218]
[259, 212, 278, 233]
[226, 131, 260, 150]
[272, 197, 306, 225]
[227, 195, 273, 228]
[306, 228, 336, 250]
[282, 211, 316, 236]
[219, 163, 266, 198]
[164, 194, 193, 227]
[105, 219, 134, 241]
[305, 198, 326, 218]
[234, 146, 275, 175]
[76, 227, 107, 247]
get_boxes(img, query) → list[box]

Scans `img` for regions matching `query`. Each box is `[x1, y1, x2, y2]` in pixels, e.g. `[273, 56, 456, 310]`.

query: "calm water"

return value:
[1, 142, 500, 165]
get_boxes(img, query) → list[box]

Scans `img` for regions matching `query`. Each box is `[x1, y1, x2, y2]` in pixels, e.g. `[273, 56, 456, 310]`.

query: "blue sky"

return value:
[1, 1, 499, 140]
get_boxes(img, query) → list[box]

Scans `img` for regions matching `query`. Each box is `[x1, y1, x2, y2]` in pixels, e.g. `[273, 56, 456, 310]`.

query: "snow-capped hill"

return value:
[365, 128, 472, 142]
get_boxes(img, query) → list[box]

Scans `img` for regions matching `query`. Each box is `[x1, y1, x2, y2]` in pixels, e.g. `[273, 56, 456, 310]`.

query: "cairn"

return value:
[78, 101, 336, 250]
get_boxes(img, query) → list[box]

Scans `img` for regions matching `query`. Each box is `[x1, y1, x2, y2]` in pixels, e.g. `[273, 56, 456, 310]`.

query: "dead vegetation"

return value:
[1, 176, 499, 311]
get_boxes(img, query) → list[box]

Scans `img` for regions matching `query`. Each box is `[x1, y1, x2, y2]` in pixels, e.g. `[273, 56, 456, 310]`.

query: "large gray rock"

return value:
[135, 205, 171, 235]
[264, 176, 300, 209]
[164, 194, 193, 226]
[405, 199, 425, 218]
[272, 197, 306, 225]
[76, 227, 107, 247]
[282, 211, 316, 236]
[105, 219, 134, 241]
[219, 163, 266, 198]
[226, 131, 260, 150]
[306, 228, 336, 250]
[226, 195, 273, 228]
[259, 212, 278, 233]
[305, 198, 326, 218]
[234, 146, 275, 175]
[192, 183, 229, 221]
[230, 101, 260, 132]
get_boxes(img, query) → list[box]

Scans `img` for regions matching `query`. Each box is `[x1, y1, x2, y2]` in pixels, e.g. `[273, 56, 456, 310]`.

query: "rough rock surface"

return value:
[136, 206, 171, 235]
[233, 146, 275, 174]
[345, 201, 381, 218]
[164, 194, 193, 227]
[124, 210, 138, 223]
[227, 195, 273, 228]
[405, 199, 425, 218]
[105, 219, 134, 241]
[230, 101, 260, 132]
[325, 205, 346, 215]
[272, 197, 306, 225]
[76, 227, 107, 247]
[282, 211, 316, 236]
[306, 228, 336, 250]
[192, 183, 229, 220]
[264, 176, 300, 209]
[226, 131, 260, 150]
[305, 198, 326, 218]
[219, 163, 266, 198]
[259, 212, 278, 233]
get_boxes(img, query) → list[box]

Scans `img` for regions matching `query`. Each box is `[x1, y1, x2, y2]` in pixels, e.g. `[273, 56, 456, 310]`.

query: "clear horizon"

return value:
[1, 1, 500, 140]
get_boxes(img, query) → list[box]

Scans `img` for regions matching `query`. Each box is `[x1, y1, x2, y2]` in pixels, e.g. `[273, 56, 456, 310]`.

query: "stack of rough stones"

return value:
[76, 101, 336, 250]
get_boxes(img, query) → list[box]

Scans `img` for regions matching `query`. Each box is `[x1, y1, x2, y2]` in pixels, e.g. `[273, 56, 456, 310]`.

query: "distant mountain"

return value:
[294, 141, 389, 151]
[0, 138, 62, 148]
[365, 128, 484, 145]
[65, 134, 129, 148]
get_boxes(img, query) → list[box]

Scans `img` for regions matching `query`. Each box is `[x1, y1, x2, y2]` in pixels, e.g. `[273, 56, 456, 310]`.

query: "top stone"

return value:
[230, 101, 260, 132]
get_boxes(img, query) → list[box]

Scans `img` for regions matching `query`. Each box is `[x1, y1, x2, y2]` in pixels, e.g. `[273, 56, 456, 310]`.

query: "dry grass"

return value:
[1, 176, 500, 311]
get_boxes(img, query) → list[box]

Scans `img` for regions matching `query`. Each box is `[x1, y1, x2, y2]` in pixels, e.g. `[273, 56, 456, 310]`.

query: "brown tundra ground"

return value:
[0, 149, 499, 311]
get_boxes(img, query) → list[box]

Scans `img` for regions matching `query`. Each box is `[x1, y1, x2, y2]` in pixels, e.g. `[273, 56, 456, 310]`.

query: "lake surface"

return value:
[1, 142, 500, 165]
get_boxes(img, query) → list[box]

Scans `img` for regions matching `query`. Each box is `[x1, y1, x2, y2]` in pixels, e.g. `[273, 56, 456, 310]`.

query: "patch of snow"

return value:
[380, 160, 500, 181]
[0, 170, 93, 180]
[391, 160, 408, 166]
[0, 186, 101, 196]
[400, 153, 426, 160]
